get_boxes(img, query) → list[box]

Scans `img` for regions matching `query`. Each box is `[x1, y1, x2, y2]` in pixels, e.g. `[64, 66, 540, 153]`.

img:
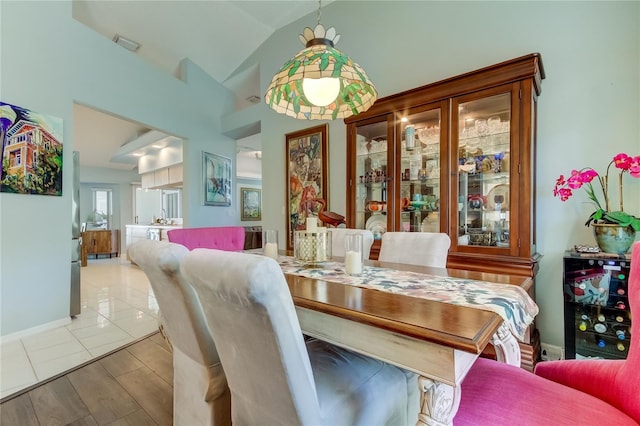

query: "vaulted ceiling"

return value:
[71, 0, 332, 171]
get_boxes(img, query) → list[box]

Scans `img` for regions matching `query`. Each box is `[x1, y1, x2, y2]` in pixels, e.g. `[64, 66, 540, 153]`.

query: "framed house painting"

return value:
[1, 101, 64, 196]
[240, 187, 261, 221]
[203, 151, 232, 206]
[285, 124, 328, 250]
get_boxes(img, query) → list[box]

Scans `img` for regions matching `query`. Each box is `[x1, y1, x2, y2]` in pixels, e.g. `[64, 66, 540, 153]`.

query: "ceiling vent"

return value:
[113, 34, 141, 52]
[246, 95, 261, 104]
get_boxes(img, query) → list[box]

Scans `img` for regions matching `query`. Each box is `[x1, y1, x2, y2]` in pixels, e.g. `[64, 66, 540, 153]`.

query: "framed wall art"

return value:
[203, 151, 232, 206]
[1, 101, 64, 196]
[240, 187, 261, 221]
[285, 124, 328, 250]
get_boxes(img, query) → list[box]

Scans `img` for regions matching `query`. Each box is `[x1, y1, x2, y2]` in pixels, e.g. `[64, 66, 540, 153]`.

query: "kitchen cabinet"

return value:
[81, 230, 119, 266]
[154, 168, 169, 187]
[141, 172, 155, 189]
[345, 53, 544, 370]
[168, 163, 183, 185]
[140, 164, 183, 189]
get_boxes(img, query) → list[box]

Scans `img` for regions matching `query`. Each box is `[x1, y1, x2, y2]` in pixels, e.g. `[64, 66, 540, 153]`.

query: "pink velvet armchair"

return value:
[167, 226, 245, 251]
[454, 241, 640, 425]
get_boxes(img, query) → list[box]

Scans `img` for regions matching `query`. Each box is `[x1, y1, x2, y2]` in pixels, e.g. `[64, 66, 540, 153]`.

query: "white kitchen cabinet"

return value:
[141, 173, 155, 189]
[169, 163, 183, 185]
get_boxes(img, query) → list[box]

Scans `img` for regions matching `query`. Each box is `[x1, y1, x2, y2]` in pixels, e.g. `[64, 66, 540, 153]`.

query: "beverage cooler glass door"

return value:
[354, 120, 389, 241]
[398, 109, 441, 233]
[456, 92, 511, 248]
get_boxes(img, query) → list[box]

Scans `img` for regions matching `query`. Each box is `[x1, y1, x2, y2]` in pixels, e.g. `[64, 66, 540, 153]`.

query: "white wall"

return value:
[230, 0, 640, 348]
[0, 1, 236, 336]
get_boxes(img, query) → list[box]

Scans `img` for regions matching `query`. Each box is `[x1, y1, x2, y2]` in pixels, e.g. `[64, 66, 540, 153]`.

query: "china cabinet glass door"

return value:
[397, 106, 443, 234]
[454, 89, 513, 249]
[353, 117, 392, 241]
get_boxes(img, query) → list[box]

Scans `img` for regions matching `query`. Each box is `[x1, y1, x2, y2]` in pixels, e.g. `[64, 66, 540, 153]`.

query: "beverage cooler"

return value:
[563, 252, 632, 359]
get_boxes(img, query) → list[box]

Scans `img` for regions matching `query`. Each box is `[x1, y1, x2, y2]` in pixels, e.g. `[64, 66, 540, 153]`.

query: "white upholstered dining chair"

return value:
[181, 248, 417, 425]
[378, 232, 451, 268]
[128, 240, 231, 426]
[329, 227, 375, 259]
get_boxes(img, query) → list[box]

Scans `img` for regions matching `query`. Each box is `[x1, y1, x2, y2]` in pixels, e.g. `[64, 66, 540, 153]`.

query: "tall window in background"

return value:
[91, 188, 112, 229]
[163, 189, 181, 219]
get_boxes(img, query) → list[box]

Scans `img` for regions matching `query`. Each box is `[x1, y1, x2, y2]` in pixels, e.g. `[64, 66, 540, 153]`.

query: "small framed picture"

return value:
[240, 187, 262, 221]
[203, 151, 232, 206]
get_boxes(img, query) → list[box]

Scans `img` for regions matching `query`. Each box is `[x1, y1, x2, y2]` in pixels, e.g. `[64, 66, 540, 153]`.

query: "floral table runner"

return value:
[278, 256, 538, 341]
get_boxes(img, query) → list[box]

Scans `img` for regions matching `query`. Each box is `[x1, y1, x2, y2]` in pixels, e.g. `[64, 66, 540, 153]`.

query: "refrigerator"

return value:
[70, 151, 81, 316]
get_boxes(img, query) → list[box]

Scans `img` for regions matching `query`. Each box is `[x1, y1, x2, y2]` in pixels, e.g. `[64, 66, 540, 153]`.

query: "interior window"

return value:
[90, 188, 112, 229]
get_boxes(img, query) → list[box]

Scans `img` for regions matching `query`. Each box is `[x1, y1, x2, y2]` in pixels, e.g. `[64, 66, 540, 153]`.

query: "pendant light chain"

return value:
[316, 0, 322, 26]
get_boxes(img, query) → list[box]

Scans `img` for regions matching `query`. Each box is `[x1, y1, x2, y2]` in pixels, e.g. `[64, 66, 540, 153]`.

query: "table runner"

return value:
[278, 256, 538, 341]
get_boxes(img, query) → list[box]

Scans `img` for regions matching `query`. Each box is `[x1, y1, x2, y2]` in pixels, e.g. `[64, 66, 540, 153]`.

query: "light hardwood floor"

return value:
[0, 332, 173, 426]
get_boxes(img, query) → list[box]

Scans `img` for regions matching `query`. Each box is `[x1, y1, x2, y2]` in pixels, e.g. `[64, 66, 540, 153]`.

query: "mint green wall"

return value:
[232, 0, 640, 349]
[1, 1, 638, 349]
[0, 1, 236, 336]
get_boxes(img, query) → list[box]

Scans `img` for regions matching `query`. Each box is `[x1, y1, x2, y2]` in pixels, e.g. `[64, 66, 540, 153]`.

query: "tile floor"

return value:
[0, 257, 159, 400]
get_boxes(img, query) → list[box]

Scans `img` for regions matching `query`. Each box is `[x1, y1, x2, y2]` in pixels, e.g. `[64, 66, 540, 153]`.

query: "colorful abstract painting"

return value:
[1, 101, 63, 196]
[285, 124, 328, 250]
[203, 151, 232, 206]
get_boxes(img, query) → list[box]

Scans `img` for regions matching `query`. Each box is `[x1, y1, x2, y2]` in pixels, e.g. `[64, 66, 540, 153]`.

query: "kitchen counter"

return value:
[126, 224, 183, 230]
[125, 224, 183, 261]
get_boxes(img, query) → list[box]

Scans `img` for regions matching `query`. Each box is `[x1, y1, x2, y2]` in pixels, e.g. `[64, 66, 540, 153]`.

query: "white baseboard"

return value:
[0, 317, 72, 344]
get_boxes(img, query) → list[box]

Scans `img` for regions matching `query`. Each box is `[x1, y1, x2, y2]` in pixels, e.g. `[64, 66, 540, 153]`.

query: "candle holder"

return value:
[294, 230, 332, 265]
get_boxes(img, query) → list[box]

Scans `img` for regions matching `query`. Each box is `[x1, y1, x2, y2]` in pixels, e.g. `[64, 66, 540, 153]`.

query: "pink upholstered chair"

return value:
[454, 241, 640, 425]
[167, 226, 245, 251]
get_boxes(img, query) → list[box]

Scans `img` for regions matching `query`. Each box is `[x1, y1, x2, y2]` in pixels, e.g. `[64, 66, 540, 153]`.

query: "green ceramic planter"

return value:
[592, 223, 636, 254]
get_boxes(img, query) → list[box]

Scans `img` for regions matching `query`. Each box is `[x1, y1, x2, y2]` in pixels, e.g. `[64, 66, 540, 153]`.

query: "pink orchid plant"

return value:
[553, 152, 640, 231]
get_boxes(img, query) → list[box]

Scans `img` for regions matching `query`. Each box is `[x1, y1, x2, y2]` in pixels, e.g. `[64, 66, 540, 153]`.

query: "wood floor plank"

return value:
[116, 366, 172, 426]
[0, 392, 39, 426]
[1, 334, 172, 426]
[67, 414, 99, 426]
[125, 339, 173, 385]
[148, 331, 172, 353]
[104, 409, 158, 426]
[29, 376, 90, 426]
[99, 347, 144, 378]
[67, 362, 141, 425]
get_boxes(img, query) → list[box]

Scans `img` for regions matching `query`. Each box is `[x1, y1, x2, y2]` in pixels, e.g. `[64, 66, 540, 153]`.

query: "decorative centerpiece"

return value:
[553, 152, 640, 254]
[294, 217, 332, 265]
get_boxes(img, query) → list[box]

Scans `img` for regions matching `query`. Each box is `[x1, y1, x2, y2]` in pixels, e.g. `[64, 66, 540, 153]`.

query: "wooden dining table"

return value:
[282, 256, 534, 426]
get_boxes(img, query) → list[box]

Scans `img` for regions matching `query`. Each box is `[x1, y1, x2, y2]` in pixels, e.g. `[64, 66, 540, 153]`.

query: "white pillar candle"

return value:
[345, 250, 362, 275]
[306, 217, 318, 232]
[264, 242, 278, 260]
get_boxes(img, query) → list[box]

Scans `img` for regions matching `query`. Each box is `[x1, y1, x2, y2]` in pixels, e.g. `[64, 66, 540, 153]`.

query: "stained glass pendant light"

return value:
[264, 1, 377, 120]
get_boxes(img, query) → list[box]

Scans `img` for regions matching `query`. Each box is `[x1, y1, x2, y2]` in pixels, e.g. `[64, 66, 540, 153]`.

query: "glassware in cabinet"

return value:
[398, 108, 443, 234]
[353, 119, 390, 241]
[455, 91, 513, 249]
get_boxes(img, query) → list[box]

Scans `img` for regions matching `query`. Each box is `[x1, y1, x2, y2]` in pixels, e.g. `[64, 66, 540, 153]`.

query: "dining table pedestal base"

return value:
[417, 376, 460, 426]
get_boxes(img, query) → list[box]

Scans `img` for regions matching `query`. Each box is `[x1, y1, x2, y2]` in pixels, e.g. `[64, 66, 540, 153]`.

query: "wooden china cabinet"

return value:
[345, 53, 545, 370]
